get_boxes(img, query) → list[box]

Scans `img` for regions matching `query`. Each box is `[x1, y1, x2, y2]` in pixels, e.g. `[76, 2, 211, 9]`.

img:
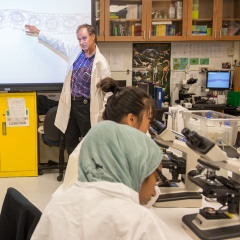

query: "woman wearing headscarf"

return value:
[53, 78, 157, 196]
[31, 121, 174, 240]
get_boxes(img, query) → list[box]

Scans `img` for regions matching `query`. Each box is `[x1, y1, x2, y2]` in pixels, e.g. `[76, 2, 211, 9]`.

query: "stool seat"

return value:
[42, 134, 59, 147]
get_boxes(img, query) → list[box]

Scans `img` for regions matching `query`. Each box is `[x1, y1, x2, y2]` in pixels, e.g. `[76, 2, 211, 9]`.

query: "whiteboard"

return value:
[0, 0, 91, 90]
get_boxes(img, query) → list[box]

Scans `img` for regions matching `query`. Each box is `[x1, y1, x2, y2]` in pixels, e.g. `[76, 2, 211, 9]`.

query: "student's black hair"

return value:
[99, 78, 156, 127]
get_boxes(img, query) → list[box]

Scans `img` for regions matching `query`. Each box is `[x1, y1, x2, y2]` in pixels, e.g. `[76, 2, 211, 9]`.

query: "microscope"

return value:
[178, 78, 197, 103]
[181, 128, 240, 240]
[150, 119, 202, 208]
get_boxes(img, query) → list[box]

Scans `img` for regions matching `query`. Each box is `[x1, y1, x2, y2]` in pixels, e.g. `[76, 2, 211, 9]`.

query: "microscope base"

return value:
[153, 192, 202, 208]
[182, 213, 240, 240]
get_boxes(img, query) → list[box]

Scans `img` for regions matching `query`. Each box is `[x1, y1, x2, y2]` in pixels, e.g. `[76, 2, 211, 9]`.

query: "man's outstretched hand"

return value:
[25, 25, 40, 34]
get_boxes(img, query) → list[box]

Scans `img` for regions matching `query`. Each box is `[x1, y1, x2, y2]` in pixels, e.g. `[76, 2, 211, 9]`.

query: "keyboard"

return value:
[192, 104, 227, 108]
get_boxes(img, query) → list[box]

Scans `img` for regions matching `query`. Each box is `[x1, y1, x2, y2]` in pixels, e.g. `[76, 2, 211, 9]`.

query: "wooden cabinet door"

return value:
[93, 0, 105, 42]
[146, 0, 188, 41]
[216, 0, 240, 40]
[104, 0, 147, 41]
[187, 0, 218, 40]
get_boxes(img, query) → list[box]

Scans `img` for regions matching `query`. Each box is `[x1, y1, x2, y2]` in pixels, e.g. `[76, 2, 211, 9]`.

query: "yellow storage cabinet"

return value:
[0, 92, 38, 177]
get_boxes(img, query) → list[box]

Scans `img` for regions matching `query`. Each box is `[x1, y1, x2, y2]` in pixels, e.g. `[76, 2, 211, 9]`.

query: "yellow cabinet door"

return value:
[0, 92, 38, 177]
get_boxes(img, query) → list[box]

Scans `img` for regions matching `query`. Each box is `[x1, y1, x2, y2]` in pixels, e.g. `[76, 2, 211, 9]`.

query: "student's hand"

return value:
[25, 25, 40, 34]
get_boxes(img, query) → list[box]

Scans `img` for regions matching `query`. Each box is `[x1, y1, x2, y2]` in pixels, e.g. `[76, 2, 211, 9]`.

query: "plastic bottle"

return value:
[193, 120, 200, 134]
[175, 1, 182, 19]
[192, 0, 199, 19]
[215, 129, 224, 146]
[223, 122, 232, 145]
[207, 23, 212, 36]
[222, 23, 228, 36]
[168, 2, 175, 19]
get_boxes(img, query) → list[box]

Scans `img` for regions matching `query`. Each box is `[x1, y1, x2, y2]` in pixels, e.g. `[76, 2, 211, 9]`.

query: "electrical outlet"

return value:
[227, 48, 234, 56]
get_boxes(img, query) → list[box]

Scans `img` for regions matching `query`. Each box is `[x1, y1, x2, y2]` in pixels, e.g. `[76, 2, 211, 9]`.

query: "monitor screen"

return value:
[0, 0, 92, 92]
[206, 71, 231, 90]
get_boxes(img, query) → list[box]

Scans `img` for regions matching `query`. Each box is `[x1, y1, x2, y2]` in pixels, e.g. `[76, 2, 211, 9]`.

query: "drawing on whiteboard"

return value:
[0, 9, 90, 34]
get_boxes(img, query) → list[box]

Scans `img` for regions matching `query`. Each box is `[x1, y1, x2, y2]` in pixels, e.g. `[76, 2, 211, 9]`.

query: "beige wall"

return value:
[98, 41, 238, 101]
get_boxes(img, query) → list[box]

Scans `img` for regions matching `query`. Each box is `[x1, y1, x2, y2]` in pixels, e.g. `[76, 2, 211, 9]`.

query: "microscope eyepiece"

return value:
[150, 119, 166, 135]
[181, 128, 191, 139]
[181, 128, 204, 147]
[188, 131, 204, 147]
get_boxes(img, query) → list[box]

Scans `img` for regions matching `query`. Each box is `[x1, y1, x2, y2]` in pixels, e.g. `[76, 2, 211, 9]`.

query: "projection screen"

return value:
[0, 0, 92, 91]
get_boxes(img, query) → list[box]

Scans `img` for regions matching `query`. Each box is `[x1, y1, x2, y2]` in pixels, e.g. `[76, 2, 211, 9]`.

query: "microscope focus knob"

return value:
[188, 131, 204, 147]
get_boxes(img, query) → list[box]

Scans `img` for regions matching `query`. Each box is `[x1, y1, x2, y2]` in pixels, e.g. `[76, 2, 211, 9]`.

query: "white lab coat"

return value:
[31, 181, 175, 240]
[38, 32, 111, 133]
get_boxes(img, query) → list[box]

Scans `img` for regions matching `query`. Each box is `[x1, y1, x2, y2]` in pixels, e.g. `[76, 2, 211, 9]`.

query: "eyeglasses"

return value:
[155, 168, 163, 181]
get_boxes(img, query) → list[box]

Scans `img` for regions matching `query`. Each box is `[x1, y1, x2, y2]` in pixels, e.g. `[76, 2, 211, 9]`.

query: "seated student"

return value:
[31, 121, 175, 240]
[53, 78, 156, 196]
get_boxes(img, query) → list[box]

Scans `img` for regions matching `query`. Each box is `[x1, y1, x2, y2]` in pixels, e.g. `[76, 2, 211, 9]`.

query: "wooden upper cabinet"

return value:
[103, 0, 187, 41]
[187, 0, 218, 40]
[187, 0, 240, 41]
[93, 0, 105, 41]
[146, 0, 188, 41]
[217, 0, 240, 40]
[94, 0, 240, 42]
[104, 0, 147, 41]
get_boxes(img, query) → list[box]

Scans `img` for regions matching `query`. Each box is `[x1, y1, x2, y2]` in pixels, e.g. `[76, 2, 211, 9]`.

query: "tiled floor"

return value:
[0, 170, 62, 212]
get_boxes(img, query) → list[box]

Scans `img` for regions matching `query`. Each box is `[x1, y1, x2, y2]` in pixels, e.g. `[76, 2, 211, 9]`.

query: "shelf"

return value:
[110, 0, 142, 3]
[152, 0, 174, 1]
[222, 18, 240, 21]
[110, 18, 141, 22]
[192, 18, 213, 22]
[151, 18, 182, 22]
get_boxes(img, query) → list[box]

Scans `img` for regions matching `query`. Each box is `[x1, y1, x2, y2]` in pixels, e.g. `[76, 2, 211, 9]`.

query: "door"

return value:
[0, 93, 37, 176]
[104, 0, 147, 41]
[187, 0, 218, 40]
[217, 0, 240, 40]
[93, 0, 105, 41]
[146, 0, 188, 41]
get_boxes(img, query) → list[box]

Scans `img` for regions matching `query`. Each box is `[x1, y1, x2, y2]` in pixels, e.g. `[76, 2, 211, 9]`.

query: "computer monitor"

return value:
[206, 70, 231, 90]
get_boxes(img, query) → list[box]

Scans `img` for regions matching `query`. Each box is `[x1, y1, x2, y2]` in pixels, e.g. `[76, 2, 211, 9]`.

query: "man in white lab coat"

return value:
[25, 24, 111, 155]
[31, 121, 175, 240]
